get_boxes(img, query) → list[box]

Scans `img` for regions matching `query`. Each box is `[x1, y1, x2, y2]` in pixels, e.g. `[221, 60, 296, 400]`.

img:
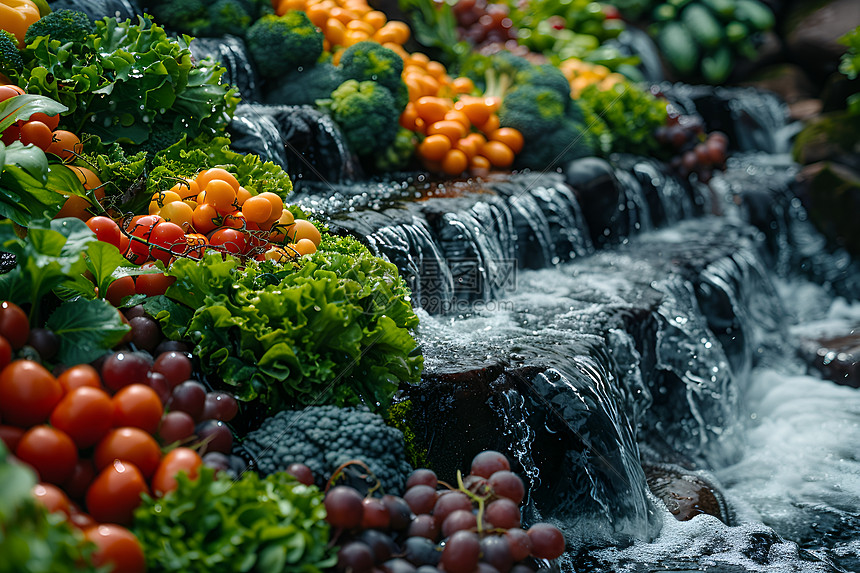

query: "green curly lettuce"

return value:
[133, 467, 335, 573]
[576, 81, 667, 156]
[157, 233, 422, 413]
[12, 15, 239, 145]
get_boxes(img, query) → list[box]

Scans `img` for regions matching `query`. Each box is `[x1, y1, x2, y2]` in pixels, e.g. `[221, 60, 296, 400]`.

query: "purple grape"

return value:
[195, 419, 233, 455]
[168, 381, 207, 421]
[202, 392, 239, 422]
[441, 530, 479, 573]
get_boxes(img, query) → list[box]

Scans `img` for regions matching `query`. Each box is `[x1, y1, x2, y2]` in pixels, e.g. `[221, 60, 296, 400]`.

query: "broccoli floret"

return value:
[324, 79, 400, 156]
[241, 405, 414, 493]
[372, 127, 417, 172]
[513, 118, 595, 171]
[514, 64, 572, 102]
[264, 62, 344, 106]
[498, 85, 567, 141]
[0, 30, 23, 72]
[205, 0, 252, 36]
[151, 0, 207, 31]
[499, 85, 595, 170]
[339, 41, 408, 111]
[24, 9, 94, 45]
[246, 12, 323, 79]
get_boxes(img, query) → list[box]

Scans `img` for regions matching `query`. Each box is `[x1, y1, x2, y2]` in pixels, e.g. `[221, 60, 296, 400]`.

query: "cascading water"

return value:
[293, 133, 860, 570]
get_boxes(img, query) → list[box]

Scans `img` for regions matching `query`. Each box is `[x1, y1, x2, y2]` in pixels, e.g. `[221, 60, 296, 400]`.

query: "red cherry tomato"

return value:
[94, 427, 162, 479]
[150, 447, 202, 496]
[84, 524, 146, 573]
[0, 360, 63, 427]
[20, 120, 53, 151]
[50, 386, 114, 448]
[85, 460, 149, 525]
[111, 384, 163, 435]
[86, 216, 122, 249]
[32, 483, 72, 516]
[15, 425, 78, 485]
[0, 301, 30, 349]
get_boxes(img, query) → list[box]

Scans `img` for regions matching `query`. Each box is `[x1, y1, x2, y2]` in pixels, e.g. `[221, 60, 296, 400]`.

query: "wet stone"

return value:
[798, 329, 860, 388]
[643, 463, 728, 522]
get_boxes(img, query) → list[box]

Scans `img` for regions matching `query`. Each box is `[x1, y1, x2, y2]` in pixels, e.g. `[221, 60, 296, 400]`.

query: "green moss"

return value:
[386, 399, 428, 469]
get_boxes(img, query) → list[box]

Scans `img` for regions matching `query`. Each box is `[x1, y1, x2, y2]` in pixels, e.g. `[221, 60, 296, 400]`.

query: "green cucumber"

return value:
[725, 21, 748, 44]
[734, 0, 775, 31]
[700, 0, 736, 19]
[702, 46, 733, 83]
[682, 3, 724, 49]
[652, 4, 677, 21]
[658, 22, 700, 75]
[667, 0, 693, 9]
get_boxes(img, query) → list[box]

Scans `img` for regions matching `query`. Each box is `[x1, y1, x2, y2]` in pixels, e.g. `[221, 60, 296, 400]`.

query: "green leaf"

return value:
[46, 298, 129, 365]
[4, 141, 49, 182]
[141, 295, 195, 340]
[0, 94, 68, 133]
[84, 241, 128, 298]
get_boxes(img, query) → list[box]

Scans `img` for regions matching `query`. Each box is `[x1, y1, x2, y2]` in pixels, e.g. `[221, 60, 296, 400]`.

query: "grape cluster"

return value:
[452, 0, 519, 52]
[96, 335, 245, 476]
[324, 451, 565, 573]
[655, 107, 729, 183]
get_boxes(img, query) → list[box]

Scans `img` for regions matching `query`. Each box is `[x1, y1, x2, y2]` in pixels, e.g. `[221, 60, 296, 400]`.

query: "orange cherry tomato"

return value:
[454, 96, 492, 126]
[195, 168, 239, 192]
[20, 120, 53, 151]
[241, 195, 273, 224]
[46, 130, 82, 160]
[490, 127, 524, 154]
[289, 219, 322, 246]
[450, 76, 475, 94]
[444, 110, 471, 129]
[418, 134, 451, 162]
[482, 140, 515, 168]
[426, 120, 468, 144]
[478, 113, 500, 134]
[414, 97, 451, 125]
[470, 154, 491, 177]
[192, 203, 220, 235]
[441, 148, 469, 176]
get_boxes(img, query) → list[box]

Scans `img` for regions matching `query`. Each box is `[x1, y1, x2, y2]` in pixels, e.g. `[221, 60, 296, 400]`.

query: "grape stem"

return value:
[456, 470, 491, 533]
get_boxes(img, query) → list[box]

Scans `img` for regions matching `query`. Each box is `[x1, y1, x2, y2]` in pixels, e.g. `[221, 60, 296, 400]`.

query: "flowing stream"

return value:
[189, 32, 859, 571]
[284, 87, 860, 571]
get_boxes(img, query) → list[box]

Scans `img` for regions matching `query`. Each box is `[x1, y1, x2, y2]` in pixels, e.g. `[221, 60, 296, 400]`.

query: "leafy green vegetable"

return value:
[0, 219, 135, 365]
[158, 233, 421, 413]
[839, 27, 860, 115]
[0, 94, 67, 133]
[133, 467, 335, 573]
[46, 298, 129, 365]
[150, 136, 293, 199]
[0, 443, 100, 573]
[0, 218, 96, 324]
[576, 81, 667, 156]
[12, 15, 239, 145]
